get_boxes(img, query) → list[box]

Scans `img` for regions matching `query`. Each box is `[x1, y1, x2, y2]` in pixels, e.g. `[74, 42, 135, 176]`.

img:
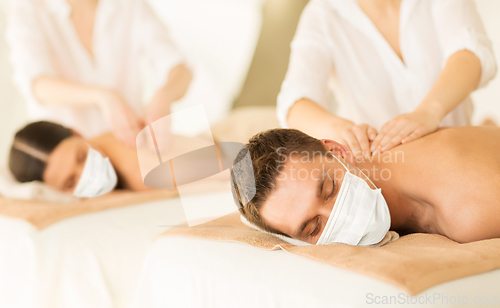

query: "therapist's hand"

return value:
[97, 90, 142, 148]
[370, 110, 441, 154]
[337, 123, 378, 160]
[143, 89, 172, 153]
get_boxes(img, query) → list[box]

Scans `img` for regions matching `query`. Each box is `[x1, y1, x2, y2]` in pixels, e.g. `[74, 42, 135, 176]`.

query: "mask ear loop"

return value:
[329, 152, 350, 173]
[330, 152, 377, 189]
[358, 171, 377, 189]
[12, 140, 49, 162]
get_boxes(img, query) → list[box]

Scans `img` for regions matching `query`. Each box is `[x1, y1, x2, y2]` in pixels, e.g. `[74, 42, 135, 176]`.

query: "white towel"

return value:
[0, 168, 78, 203]
[240, 215, 312, 246]
[240, 215, 398, 247]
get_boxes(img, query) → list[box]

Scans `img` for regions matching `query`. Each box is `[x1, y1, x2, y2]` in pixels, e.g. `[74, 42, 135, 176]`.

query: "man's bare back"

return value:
[361, 126, 500, 243]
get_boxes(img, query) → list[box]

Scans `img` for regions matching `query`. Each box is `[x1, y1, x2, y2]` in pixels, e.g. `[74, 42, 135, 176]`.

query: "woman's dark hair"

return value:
[9, 121, 74, 182]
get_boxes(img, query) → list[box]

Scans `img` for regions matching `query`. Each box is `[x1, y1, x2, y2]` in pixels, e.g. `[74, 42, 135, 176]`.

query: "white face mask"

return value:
[73, 147, 117, 198]
[315, 154, 391, 246]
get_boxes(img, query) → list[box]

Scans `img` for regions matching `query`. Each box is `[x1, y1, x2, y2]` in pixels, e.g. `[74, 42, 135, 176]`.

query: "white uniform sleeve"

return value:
[134, 0, 186, 89]
[5, 0, 57, 102]
[433, 0, 497, 89]
[276, 0, 334, 128]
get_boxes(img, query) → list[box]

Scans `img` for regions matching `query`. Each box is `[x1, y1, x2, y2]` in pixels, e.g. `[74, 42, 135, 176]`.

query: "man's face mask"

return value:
[315, 153, 391, 246]
[73, 147, 117, 198]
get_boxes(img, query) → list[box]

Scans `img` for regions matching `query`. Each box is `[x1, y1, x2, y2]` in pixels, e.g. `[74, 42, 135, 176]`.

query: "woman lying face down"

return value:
[9, 121, 154, 197]
[231, 127, 500, 246]
[10, 121, 231, 198]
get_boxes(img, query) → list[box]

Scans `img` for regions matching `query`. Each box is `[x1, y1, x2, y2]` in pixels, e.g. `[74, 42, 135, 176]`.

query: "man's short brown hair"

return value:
[230, 128, 328, 236]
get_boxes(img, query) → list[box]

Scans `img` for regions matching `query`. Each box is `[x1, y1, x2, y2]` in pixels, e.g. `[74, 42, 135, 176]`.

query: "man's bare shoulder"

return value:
[417, 126, 500, 154]
[435, 126, 500, 142]
[421, 126, 500, 243]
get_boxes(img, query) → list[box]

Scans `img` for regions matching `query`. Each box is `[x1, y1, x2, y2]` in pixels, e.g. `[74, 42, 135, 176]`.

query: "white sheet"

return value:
[134, 232, 500, 307]
[35, 196, 190, 308]
[0, 195, 189, 308]
[0, 216, 37, 308]
[134, 237, 500, 308]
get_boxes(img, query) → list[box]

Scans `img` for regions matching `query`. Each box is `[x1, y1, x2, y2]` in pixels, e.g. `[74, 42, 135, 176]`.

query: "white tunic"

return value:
[277, 0, 497, 129]
[6, 0, 184, 138]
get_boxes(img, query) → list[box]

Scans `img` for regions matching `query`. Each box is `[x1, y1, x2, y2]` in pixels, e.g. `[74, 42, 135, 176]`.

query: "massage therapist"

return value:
[6, 0, 192, 149]
[277, 0, 497, 158]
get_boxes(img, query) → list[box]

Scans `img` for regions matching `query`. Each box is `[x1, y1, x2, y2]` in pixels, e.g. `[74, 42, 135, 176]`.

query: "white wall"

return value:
[471, 0, 500, 124]
[0, 3, 26, 166]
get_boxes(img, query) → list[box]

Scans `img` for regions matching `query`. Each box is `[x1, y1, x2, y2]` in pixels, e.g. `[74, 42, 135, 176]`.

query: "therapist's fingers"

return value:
[401, 129, 424, 144]
[379, 125, 417, 152]
[376, 121, 413, 152]
[118, 108, 142, 148]
[143, 112, 171, 153]
[370, 120, 397, 153]
[150, 120, 171, 153]
[112, 118, 131, 146]
[117, 125, 135, 148]
[367, 126, 378, 141]
[351, 125, 371, 158]
[340, 129, 363, 159]
[122, 113, 139, 147]
[128, 119, 143, 147]
[101, 90, 143, 148]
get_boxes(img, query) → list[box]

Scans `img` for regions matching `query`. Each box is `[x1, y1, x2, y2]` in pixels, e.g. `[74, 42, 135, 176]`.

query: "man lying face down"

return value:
[230, 126, 500, 246]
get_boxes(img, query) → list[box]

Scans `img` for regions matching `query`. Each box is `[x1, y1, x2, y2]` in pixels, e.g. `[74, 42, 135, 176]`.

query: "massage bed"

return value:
[0, 193, 187, 308]
[3, 188, 498, 308]
[133, 238, 500, 308]
[0, 215, 37, 308]
[133, 192, 500, 308]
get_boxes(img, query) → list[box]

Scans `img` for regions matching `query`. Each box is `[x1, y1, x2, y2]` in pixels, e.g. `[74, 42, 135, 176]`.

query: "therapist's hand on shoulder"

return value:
[370, 109, 441, 154]
[142, 89, 172, 153]
[97, 89, 143, 148]
[337, 122, 378, 160]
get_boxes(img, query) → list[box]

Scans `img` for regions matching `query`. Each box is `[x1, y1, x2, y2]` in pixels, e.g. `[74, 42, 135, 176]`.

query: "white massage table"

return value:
[132, 192, 500, 308]
[0, 215, 37, 308]
[0, 196, 188, 308]
[2, 190, 498, 308]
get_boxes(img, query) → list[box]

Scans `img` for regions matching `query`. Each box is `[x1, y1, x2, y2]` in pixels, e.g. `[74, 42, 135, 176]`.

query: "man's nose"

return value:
[319, 200, 335, 220]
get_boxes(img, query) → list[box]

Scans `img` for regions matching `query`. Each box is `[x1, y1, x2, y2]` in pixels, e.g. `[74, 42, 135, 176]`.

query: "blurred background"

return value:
[0, 0, 499, 164]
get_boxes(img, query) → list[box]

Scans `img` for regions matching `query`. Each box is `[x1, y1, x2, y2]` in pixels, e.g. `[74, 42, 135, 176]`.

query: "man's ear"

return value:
[320, 139, 356, 165]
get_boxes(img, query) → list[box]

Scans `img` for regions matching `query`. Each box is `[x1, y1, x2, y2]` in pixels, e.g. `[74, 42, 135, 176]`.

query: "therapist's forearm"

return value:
[287, 98, 354, 139]
[155, 64, 192, 104]
[415, 50, 481, 120]
[32, 76, 108, 108]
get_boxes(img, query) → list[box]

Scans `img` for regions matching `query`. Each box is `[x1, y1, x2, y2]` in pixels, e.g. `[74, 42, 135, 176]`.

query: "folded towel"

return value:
[159, 212, 500, 295]
[0, 168, 78, 203]
[0, 189, 177, 230]
[0, 176, 233, 230]
[239, 214, 399, 247]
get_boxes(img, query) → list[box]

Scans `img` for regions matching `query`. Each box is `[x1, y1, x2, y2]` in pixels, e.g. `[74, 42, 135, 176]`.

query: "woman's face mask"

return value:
[315, 154, 391, 246]
[73, 147, 117, 198]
